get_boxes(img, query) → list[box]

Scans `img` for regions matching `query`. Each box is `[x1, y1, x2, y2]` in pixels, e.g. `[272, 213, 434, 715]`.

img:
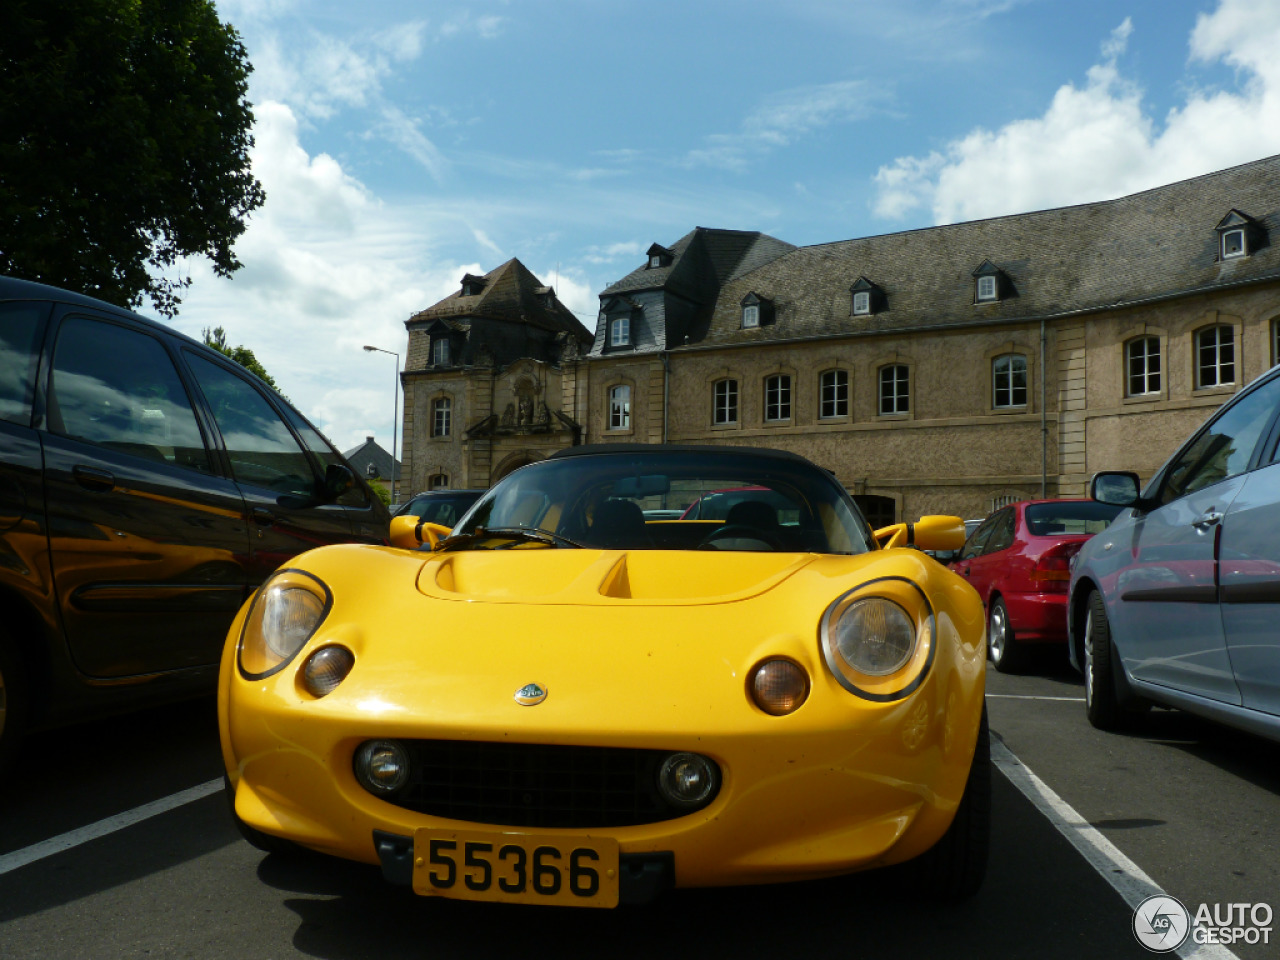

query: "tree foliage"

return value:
[202, 326, 279, 392]
[0, 0, 265, 316]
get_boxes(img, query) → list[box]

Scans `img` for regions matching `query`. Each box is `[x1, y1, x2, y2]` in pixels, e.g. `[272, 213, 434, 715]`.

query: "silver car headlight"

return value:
[819, 578, 935, 700]
[239, 570, 331, 679]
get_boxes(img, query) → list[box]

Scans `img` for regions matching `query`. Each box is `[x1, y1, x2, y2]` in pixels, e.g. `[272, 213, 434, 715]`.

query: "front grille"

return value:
[370, 739, 718, 828]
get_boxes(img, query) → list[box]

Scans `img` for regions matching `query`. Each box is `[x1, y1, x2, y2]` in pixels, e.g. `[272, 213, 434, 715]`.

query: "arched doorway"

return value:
[491, 450, 543, 484]
[853, 494, 896, 530]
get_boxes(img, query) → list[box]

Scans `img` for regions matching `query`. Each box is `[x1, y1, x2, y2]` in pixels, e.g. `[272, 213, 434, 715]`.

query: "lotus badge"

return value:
[514, 682, 548, 706]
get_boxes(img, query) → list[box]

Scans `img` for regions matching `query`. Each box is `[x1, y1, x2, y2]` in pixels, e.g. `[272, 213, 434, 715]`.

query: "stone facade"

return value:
[399, 157, 1280, 524]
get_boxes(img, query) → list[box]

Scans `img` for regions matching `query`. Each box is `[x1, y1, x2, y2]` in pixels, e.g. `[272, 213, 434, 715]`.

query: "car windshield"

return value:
[448, 449, 872, 553]
[1024, 501, 1123, 536]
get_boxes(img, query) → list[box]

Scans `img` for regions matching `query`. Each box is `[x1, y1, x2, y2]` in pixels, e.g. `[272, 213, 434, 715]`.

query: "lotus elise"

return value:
[219, 444, 989, 907]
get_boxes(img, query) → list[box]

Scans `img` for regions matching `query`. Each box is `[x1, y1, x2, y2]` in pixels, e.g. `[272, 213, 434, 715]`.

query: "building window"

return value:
[1127, 337, 1161, 396]
[764, 374, 791, 422]
[1222, 229, 1246, 259]
[429, 473, 448, 489]
[649, 254, 662, 268]
[992, 354, 1027, 408]
[742, 304, 760, 328]
[713, 379, 738, 425]
[879, 364, 909, 415]
[432, 338, 450, 366]
[1272, 319, 1280, 366]
[852, 291, 871, 316]
[1197, 325, 1236, 388]
[608, 384, 631, 430]
[819, 370, 849, 419]
[976, 275, 998, 302]
[432, 397, 451, 437]
[609, 315, 630, 348]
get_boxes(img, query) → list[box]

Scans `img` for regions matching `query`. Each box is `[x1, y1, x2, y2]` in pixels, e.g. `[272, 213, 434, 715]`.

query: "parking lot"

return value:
[2, 655, 1275, 960]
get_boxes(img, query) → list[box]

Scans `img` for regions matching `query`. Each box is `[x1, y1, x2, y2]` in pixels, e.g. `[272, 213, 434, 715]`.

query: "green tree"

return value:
[202, 326, 279, 391]
[0, 0, 265, 316]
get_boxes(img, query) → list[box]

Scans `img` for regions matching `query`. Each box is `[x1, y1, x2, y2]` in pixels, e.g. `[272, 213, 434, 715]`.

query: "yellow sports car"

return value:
[219, 444, 988, 907]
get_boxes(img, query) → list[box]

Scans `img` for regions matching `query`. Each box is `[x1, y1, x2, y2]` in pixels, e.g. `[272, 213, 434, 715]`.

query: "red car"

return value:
[951, 499, 1123, 672]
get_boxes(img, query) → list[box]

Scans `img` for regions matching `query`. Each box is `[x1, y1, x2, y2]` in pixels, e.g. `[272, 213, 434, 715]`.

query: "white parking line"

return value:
[993, 740, 1238, 960]
[0, 778, 222, 877]
[987, 694, 1086, 702]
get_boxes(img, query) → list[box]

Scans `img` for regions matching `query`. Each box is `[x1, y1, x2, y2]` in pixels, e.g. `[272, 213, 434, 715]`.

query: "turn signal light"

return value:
[749, 658, 809, 716]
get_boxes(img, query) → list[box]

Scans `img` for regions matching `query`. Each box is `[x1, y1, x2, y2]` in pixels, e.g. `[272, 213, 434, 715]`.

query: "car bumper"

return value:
[1002, 590, 1070, 644]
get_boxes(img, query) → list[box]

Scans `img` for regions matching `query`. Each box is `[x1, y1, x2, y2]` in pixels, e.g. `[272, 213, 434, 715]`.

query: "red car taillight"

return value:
[1029, 540, 1084, 591]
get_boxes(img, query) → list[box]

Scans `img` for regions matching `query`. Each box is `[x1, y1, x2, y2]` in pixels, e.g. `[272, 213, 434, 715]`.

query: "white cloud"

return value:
[872, 0, 1280, 224]
[686, 80, 886, 171]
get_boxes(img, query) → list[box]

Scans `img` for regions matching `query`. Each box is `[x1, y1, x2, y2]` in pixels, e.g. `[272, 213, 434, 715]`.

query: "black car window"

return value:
[48, 316, 211, 472]
[184, 352, 317, 497]
[280, 405, 370, 508]
[0, 301, 48, 426]
[1159, 376, 1280, 505]
[1025, 501, 1123, 535]
[959, 516, 997, 561]
[983, 509, 1016, 554]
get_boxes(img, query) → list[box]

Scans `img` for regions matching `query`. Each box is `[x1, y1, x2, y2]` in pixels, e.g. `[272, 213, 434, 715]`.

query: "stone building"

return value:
[399, 258, 593, 494]
[400, 156, 1280, 524]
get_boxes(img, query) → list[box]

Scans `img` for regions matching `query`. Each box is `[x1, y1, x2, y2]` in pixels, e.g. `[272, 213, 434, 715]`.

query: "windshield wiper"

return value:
[438, 526, 584, 551]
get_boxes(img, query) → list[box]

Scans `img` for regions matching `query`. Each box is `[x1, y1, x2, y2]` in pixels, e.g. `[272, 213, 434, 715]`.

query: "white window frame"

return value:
[649, 254, 662, 268]
[819, 369, 849, 419]
[852, 291, 871, 316]
[879, 364, 909, 415]
[764, 374, 791, 422]
[1197, 325, 1236, 389]
[992, 354, 1028, 408]
[742, 304, 760, 329]
[608, 384, 631, 430]
[432, 396, 451, 437]
[713, 378, 738, 425]
[976, 275, 998, 302]
[1222, 229, 1246, 259]
[1126, 337, 1162, 397]
[432, 338, 450, 365]
[609, 315, 630, 348]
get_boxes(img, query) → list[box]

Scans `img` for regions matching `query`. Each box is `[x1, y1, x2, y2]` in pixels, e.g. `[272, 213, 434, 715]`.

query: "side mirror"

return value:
[389, 516, 451, 551]
[875, 515, 966, 552]
[1091, 471, 1142, 507]
[324, 463, 356, 502]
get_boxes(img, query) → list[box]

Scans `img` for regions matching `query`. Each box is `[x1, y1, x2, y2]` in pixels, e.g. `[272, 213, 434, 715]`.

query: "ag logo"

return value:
[1133, 894, 1190, 952]
[514, 682, 548, 706]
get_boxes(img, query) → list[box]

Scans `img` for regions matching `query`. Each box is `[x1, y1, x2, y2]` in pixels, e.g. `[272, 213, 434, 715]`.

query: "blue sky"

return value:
[155, 0, 1280, 459]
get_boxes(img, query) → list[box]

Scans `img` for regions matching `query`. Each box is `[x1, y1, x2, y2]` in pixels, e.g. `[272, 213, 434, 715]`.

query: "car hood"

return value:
[418, 548, 820, 605]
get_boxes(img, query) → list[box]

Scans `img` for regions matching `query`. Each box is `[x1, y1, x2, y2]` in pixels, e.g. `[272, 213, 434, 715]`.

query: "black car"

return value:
[0, 275, 389, 773]
[392, 489, 485, 528]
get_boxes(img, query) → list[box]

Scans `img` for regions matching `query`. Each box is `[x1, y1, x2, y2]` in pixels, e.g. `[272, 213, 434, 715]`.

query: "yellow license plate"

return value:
[411, 828, 620, 908]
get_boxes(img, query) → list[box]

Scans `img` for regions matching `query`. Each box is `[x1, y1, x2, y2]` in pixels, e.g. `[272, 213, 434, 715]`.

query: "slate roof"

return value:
[342, 436, 401, 482]
[699, 154, 1280, 347]
[601, 228, 797, 302]
[407, 259, 592, 339]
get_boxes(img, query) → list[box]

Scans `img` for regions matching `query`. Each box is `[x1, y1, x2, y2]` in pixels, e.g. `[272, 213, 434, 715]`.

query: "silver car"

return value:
[1068, 365, 1280, 741]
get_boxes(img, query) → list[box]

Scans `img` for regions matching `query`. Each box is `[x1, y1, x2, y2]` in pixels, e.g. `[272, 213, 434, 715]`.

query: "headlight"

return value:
[819, 578, 935, 700]
[238, 569, 331, 679]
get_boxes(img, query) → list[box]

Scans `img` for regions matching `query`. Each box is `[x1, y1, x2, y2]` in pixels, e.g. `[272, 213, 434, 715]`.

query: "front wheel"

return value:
[1084, 591, 1121, 730]
[907, 706, 991, 900]
[987, 598, 1025, 674]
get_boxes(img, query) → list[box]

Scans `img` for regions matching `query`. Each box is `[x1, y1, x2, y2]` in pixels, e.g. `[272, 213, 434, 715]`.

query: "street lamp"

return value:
[363, 345, 400, 503]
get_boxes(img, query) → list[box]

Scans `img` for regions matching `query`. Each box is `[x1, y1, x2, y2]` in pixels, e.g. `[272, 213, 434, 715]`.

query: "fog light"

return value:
[302, 645, 354, 697]
[750, 658, 809, 716]
[657, 752, 719, 808]
[354, 740, 410, 795]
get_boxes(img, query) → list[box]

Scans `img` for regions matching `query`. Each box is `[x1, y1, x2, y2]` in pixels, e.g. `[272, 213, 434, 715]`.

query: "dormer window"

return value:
[740, 292, 773, 329]
[972, 260, 1011, 304]
[645, 243, 674, 269]
[1216, 210, 1266, 261]
[609, 314, 631, 347]
[460, 273, 486, 297]
[432, 338, 451, 366]
[849, 277, 883, 316]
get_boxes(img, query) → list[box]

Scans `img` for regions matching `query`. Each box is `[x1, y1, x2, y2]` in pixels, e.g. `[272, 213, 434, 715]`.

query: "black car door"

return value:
[41, 310, 252, 678]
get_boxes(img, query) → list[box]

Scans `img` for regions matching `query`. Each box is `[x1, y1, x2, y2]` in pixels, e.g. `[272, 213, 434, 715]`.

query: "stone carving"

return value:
[501, 403, 515, 426]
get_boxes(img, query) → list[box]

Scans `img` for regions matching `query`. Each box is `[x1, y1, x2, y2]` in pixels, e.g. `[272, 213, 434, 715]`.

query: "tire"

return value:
[987, 597, 1025, 674]
[1083, 591, 1121, 730]
[0, 633, 28, 780]
[223, 774, 299, 856]
[908, 705, 991, 900]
